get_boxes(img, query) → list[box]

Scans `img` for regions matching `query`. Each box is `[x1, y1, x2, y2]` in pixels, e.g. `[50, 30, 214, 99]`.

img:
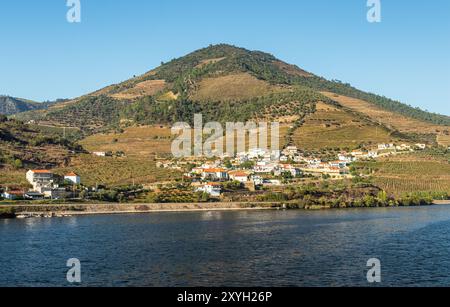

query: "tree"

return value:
[12, 159, 23, 169]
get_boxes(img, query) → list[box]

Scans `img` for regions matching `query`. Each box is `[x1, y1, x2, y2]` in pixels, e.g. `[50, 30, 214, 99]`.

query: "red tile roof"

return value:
[31, 170, 52, 174]
[65, 172, 79, 177]
[229, 171, 249, 177]
[6, 190, 25, 195]
[203, 168, 226, 173]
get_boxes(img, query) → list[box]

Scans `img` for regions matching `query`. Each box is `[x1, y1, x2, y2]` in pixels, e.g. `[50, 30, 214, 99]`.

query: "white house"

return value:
[415, 144, 427, 150]
[396, 144, 411, 151]
[197, 183, 222, 197]
[253, 162, 277, 173]
[26, 170, 54, 189]
[64, 172, 81, 185]
[275, 165, 301, 177]
[263, 179, 281, 186]
[228, 171, 250, 183]
[338, 154, 355, 163]
[329, 161, 347, 169]
[378, 143, 395, 150]
[248, 148, 267, 159]
[201, 169, 229, 181]
[252, 175, 264, 186]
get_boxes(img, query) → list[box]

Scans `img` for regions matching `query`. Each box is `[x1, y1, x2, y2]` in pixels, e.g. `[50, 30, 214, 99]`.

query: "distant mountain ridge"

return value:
[0, 96, 43, 115]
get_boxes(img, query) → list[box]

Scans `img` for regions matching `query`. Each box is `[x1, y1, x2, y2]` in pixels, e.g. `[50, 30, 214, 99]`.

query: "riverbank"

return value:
[0, 202, 282, 219]
[433, 200, 450, 205]
[1, 200, 449, 219]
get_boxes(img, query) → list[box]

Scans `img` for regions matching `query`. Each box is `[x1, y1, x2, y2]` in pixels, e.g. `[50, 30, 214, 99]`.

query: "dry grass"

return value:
[110, 80, 167, 100]
[157, 91, 179, 101]
[195, 57, 226, 68]
[437, 134, 450, 147]
[321, 92, 447, 136]
[190, 73, 287, 102]
[292, 102, 395, 150]
[56, 155, 180, 187]
[272, 61, 312, 77]
[80, 125, 173, 158]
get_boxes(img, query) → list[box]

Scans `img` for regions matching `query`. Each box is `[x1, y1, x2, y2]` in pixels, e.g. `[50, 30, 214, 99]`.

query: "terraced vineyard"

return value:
[355, 157, 450, 196]
[56, 154, 180, 187]
[292, 102, 396, 150]
[80, 125, 173, 157]
[0, 168, 29, 188]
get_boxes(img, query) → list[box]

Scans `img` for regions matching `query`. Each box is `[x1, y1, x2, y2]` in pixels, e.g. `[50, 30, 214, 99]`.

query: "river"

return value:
[1, 205, 450, 287]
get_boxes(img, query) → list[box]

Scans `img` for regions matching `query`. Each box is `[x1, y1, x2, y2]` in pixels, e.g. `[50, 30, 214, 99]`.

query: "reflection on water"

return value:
[1, 205, 450, 287]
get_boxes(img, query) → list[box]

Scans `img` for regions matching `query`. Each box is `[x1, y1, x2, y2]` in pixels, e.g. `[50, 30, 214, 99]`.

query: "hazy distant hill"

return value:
[0, 96, 42, 115]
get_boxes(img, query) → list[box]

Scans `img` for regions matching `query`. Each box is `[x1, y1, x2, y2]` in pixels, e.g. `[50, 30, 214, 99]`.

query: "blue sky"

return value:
[0, 0, 449, 115]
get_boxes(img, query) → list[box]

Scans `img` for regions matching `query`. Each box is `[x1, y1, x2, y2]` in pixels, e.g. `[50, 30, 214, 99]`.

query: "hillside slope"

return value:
[15, 44, 450, 147]
[0, 116, 82, 170]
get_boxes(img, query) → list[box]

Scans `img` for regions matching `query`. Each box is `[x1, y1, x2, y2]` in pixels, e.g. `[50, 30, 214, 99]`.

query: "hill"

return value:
[14, 44, 450, 148]
[4, 44, 450, 196]
[0, 96, 43, 115]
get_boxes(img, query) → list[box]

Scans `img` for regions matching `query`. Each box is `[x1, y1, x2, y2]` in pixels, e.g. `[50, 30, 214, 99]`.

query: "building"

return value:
[248, 148, 267, 159]
[197, 183, 222, 197]
[42, 188, 68, 200]
[378, 143, 395, 150]
[64, 172, 81, 185]
[228, 171, 250, 183]
[328, 161, 347, 169]
[93, 152, 106, 157]
[24, 192, 45, 200]
[275, 164, 301, 177]
[263, 179, 281, 186]
[26, 170, 54, 189]
[415, 144, 426, 150]
[1, 190, 24, 200]
[338, 154, 351, 162]
[251, 175, 264, 186]
[201, 169, 229, 181]
[253, 162, 277, 173]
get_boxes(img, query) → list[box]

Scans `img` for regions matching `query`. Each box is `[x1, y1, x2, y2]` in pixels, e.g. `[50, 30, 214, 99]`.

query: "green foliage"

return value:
[46, 95, 126, 131]
[122, 88, 326, 127]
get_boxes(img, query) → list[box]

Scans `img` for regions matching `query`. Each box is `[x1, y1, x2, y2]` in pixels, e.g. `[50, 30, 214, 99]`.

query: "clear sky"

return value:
[0, 0, 449, 115]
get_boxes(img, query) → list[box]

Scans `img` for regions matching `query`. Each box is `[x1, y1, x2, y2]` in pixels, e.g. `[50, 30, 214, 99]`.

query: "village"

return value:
[0, 142, 427, 202]
[155, 142, 428, 198]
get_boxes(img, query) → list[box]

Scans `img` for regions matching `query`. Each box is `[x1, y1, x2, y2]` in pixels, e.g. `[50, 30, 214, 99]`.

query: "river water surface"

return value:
[1, 205, 450, 287]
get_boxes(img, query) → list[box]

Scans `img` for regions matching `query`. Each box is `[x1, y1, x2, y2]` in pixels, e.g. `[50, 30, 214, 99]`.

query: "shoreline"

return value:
[1, 200, 449, 219]
[433, 200, 450, 205]
[0, 202, 282, 219]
